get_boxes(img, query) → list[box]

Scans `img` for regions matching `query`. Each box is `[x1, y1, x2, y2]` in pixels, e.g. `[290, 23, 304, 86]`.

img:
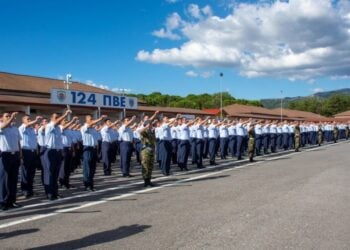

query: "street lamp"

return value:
[63, 73, 72, 117]
[220, 72, 224, 119]
[280, 90, 283, 122]
[64, 73, 72, 90]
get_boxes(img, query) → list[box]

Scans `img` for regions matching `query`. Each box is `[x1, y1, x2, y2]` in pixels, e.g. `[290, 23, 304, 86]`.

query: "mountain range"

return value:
[261, 88, 350, 109]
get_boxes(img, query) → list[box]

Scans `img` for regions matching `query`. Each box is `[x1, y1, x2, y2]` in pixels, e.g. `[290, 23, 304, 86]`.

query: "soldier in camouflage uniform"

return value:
[333, 122, 339, 143]
[140, 120, 156, 187]
[294, 122, 301, 152]
[318, 124, 323, 146]
[248, 123, 256, 162]
[345, 124, 349, 140]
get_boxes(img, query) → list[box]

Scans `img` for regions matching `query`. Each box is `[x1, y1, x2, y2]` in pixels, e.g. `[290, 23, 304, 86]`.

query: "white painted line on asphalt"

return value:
[0, 140, 347, 230]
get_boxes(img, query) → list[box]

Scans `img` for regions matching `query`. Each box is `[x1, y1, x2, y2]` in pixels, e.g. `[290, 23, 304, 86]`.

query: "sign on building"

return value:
[50, 89, 138, 109]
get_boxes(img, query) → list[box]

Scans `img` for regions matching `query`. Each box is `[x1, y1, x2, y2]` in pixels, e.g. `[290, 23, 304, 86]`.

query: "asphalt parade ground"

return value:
[1, 141, 350, 250]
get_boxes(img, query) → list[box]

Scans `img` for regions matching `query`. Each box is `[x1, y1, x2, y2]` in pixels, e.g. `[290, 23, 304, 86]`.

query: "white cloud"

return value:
[311, 88, 324, 93]
[185, 70, 198, 77]
[166, 0, 180, 3]
[188, 4, 202, 19]
[331, 75, 350, 80]
[185, 70, 214, 78]
[152, 13, 183, 40]
[307, 79, 316, 85]
[187, 4, 213, 19]
[138, 0, 350, 80]
[86, 80, 110, 90]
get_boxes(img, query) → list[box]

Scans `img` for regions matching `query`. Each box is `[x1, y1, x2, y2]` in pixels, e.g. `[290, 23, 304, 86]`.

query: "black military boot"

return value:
[148, 179, 155, 187]
[144, 179, 148, 187]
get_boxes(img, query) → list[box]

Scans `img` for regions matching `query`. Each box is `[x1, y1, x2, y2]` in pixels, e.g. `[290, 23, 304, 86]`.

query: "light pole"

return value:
[280, 90, 283, 122]
[64, 73, 72, 118]
[220, 72, 224, 119]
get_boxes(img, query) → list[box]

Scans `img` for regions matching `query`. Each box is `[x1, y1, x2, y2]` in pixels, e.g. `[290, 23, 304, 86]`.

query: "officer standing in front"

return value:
[44, 110, 71, 200]
[139, 120, 156, 187]
[18, 114, 42, 198]
[0, 112, 21, 210]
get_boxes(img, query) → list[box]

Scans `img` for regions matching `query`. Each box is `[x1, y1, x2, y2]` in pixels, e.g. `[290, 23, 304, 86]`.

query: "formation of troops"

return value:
[0, 110, 349, 211]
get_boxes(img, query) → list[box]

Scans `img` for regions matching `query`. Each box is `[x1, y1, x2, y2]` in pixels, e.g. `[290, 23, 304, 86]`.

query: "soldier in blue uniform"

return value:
[158, 115, 179, 175]
[81, 114, 106, 191]
[100, 118, 120, 175]
[208, 119, 219, 165]
[118, 116, 137, 177]
[18, 114, 42, 198]
[177, 117, 196, 171]
[58, 116, 78, 189]
[193, 117, 209, 168]
[44, 110, 72, 200]
[0, 112, 21, 210]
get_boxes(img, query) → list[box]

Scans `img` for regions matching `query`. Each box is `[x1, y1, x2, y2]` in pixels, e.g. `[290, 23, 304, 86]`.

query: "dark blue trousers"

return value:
[59, 147, 73, 187]
[203, 138, 209, 159]
[255, 134, 262, 155]
[0, 152, 20, 206]
[220, 137, 228, 159]
[155, 139, 160, 163]
[120, 141, 133, 175]
[21, 149, 37, 195]
[177, 140, 190, 169]
[159, 140, 172, 175]
[110, 141, 118, 163]
[282, 133, 289, 150]
[208, 138, 217, 164]
[171, 139, 178, 164]
[228, 135, 237, 157]
[270, 134, 277, 153]
[83, 146, 97, 188]
[101, 142, 112, 175]
[39, 146, 46, 185]
[44, 149, 62, 197]
[134, 139, 142, 164]
[195, 139, 204, 168]
[263, 134, 270, 154]
[190, 138, 197, 164]
[236, 136, 244, 160]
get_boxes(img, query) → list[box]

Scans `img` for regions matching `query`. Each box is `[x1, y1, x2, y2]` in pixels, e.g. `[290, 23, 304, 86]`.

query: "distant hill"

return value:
[261, 88, 350, 109]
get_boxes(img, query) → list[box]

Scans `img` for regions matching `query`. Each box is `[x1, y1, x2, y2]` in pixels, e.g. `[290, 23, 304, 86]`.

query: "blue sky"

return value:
[0, 0, 349, 100]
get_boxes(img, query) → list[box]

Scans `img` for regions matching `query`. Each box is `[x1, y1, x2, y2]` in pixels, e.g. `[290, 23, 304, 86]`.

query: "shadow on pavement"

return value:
[29, 224, 151, 250]
[0, 228, 39, 240]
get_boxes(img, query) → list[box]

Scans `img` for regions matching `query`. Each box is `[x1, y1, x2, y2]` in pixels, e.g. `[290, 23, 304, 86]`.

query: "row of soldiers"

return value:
[0, 110, 348, 210]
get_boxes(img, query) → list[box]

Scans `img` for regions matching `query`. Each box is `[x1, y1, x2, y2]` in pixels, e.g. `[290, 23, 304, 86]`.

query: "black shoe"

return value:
[183, 167, 189, 171]
[7, 203, 22, 209]
[123, 174, 134, 178]
[25, 193, 33, 199]
[47, 195, 57, 201]
[0, 204, 8, 211]
[89, 187, 96, 192]
[144, 179, 148, 187]
[148, 180, 155, 187]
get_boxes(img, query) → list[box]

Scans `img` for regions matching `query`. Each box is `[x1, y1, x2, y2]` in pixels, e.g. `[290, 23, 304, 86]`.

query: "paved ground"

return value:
[1, 141, 350, 250]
